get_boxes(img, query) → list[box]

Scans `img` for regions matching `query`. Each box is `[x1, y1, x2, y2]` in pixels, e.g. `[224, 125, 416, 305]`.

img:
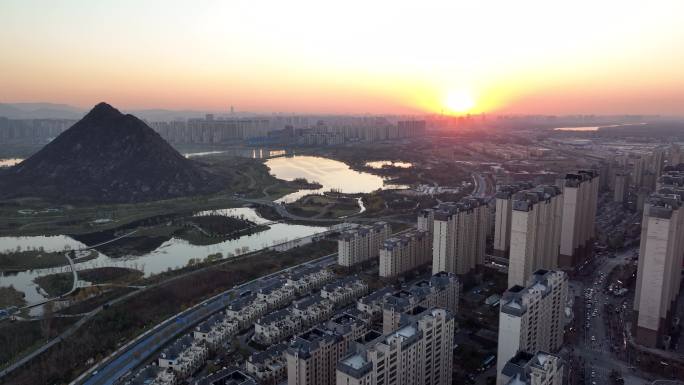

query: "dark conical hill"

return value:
[0, 102, 227, 203]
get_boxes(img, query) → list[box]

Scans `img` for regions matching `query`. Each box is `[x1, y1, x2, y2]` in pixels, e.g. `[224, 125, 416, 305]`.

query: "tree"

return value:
[41, 301, 55, 340]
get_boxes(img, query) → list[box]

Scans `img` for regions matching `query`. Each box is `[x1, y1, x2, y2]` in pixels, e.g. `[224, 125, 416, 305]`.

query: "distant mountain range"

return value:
[0, 102, 228, 203]
[0, 103, 85, 119]
[0, 102, 250, 121]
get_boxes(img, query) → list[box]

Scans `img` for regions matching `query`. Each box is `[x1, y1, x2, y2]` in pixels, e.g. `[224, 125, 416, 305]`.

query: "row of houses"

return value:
[237, 271, 459, 385]
[253, 277, 368, 345]
[124, 266, 335, 385]
[356, 271, 460, 333]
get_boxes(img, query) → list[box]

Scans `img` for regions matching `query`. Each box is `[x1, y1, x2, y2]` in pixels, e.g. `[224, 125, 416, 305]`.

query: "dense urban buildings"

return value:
[496, 270, 568, 385]
[428, 198, 488, 275]
[558, 171, 599, 267]
[0, 118, 75, 144]
[633, 178, 684, 347]
[336, 308, 455, 385]
[150, 116, 272, 142]
[508, 186, 563, 287]
[378, 229, 431, 278]
[337, 222, 391, 267]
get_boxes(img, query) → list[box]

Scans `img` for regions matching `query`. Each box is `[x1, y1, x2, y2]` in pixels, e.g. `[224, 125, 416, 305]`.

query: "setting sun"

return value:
[444, 90, 476, 114]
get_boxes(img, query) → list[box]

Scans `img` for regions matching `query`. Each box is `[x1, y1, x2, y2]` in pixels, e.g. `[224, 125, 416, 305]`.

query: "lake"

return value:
[0, 158, 23, 167]
[0, 208, 328, 308]
[265, 155, 406, 203]
[553, 123, 641, 132]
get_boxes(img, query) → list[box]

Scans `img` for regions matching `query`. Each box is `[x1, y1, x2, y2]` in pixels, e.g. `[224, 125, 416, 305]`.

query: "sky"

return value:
[1, 0, 684, 115]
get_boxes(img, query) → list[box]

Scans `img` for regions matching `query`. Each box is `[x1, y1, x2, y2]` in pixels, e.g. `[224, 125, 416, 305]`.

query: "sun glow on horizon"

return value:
[443, 90, 476, 115]
[2, 0, 684, 114]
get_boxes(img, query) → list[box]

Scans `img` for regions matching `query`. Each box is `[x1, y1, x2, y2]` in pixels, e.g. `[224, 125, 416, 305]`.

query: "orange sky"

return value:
[2, 0, 684, 115]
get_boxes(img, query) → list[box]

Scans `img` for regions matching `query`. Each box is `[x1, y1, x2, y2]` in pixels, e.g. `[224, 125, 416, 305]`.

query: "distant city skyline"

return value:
[2, 0, 684, 115]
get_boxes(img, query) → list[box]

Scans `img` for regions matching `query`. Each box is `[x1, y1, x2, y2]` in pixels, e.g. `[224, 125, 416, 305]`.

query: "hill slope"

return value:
[0, 102, 227, 203]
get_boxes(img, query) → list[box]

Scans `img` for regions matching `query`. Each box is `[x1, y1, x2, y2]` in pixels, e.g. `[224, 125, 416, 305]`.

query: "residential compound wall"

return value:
[508, 185, 563, 287]
[496, 270, 568, 385]
[379, 229, 431, 278]
[558, 171, 599, 267]
[338, 222, 391, 267]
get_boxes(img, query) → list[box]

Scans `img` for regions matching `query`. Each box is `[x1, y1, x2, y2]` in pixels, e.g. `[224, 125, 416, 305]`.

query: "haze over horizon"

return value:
[2, 0, 684, 116]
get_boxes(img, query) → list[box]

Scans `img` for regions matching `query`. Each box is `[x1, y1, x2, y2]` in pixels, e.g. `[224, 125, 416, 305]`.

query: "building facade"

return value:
[558, 171, 599, 267]
[496, 270, 568, 385]
[286, 313, 369, 385]
[338, 222, 391, 267]
[379, 229, 431, 278]
[429, 198, 488, 275]
[336, 308, 455, 385]
[493, 183, 533, 257]
[508, 186, 563, 287]
[613, 172, 628, 203]
[633, 185, 684, 347]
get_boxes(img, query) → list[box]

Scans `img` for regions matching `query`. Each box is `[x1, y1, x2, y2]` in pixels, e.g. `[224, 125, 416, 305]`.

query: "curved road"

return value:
[76, 254, 337, 385]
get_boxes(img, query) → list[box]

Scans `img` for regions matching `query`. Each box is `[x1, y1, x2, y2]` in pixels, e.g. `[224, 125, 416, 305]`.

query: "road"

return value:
[76, 254, 337, 385]
[0, 283, 142, 379]
[471, 172, 494, 200]
[569, 247, 654, 385]
[238, 197, 414, 224]
[18, 249, 80, 313]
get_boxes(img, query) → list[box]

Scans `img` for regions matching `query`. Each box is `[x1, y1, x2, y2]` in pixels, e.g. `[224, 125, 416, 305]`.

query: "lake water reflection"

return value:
[0, 158, 23, 167]
[265, 155, 404, 203]
[0, 208, 327, 306]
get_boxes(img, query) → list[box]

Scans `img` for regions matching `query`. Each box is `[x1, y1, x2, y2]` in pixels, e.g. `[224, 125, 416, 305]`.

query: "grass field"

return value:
[0, 155, 295, 237]
[0, 286, 26, 308]
[3, 239, 337, 385]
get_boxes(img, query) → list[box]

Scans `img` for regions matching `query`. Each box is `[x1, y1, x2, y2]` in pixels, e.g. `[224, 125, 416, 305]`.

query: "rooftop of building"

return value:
[257, 309, 290, 324]
[194, 368, 257, 385]
[286, 328, 338, 358]
[432, 198, 487, 219]
[511, 185, 561, 211]
[564, 170, 598, 187]
[358, 287, 394, 304]
[257, 278, 287, 295]
[285, 265, 320, 280]
[247, 343, 287, 365]
[501, 351, 561, 385]
[339, 222, 389, 239]
[196, 313, 225, 333]
[160, 334, 194, 361]
[500, 270, 565, 316]
[495, 182, 535, 199]
[227, 295, 256, 311]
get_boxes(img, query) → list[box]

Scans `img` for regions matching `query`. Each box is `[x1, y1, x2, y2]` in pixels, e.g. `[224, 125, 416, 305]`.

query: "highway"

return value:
[75, 254, 337, 385]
